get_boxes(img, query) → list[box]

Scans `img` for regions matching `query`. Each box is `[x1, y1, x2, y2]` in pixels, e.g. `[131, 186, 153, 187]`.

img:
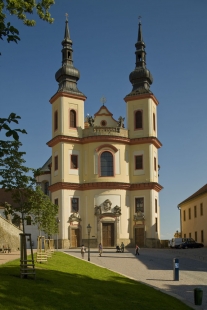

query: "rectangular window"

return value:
[54, 110, 58, 131]
[189, 233, 191, 238]
[155, 218, 158, 232]
[135, 155, 143, 170]
[184, 233, 186, 238]
[194, 205, 197, 218]
[188, 208, 191, 220]
[201, 230, 204, 243]
[54, 155, 58, 171]
[71, 198, 79, 213]
[200, 203, 203, 216]
[135, 197, 144, 213]
[71, 155, 78, 169]
[153, 113, 156, 131]
[44, 182, 49, 196]
[183, 210, 186, 221]
[154, 157, 156, 171]
[54, 199, 58, 206]
[195, 231, 197, 242]
[155, 199, 157, 213]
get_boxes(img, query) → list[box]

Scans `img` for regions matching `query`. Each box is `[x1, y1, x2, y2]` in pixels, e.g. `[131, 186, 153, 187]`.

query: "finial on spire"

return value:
[138, 15, 142, 24]
[100, 96, 106, 106]
[65, 13, 68, 21]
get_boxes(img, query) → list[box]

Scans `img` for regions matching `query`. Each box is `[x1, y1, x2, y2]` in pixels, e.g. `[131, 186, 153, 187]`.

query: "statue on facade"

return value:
[69, 212, 81, 222]
[103, 199, 112, 212]
[113, 205, 121, 215]
[86, 115, 95, 127]
[134, 211, 145, 221]
[94, 205, 102, 215]
[117, 116, 125, 128]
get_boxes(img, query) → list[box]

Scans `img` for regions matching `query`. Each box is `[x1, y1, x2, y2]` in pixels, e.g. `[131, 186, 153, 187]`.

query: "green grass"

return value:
[0, 252, 193, 310]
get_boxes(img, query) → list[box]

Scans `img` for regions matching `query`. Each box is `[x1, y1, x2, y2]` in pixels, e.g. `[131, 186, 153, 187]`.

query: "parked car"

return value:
[179, 240, 204, 249]
[169, 238, 195, 248]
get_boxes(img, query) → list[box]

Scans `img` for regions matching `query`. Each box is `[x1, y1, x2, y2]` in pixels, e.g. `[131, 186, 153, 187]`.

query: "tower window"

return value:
[155, 218, 158, 232]
[155, 199, 157, 213]
[54, 198, 58, 205]
[68, 51, 71, 59]
[44, 182, 49, 195]
[54, 156, 58, 171]
[71, 155, 78, 169]
[54, 110, 58, 131]
[153, 113, 156, 131]
[70, 110, 77, 128]
[135, 197, 144, 213]
[135, 110, 143, 129]
[135, 155, 143, 170]
[100, 151, 113, 176]
[154, 157, 157, 171]
[26, 216, 31, 226]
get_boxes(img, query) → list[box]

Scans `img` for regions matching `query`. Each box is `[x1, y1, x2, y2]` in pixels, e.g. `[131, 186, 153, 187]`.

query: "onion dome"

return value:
[55, 19, 85, 97]
[126, 21, 153, 97]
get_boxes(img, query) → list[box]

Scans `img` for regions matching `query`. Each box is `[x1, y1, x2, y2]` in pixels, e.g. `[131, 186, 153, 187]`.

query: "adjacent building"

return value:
[178, 184, 207, 246]
[37, 19, 163, 248]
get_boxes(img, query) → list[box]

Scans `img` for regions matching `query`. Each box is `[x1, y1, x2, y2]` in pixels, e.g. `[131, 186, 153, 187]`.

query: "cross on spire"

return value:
[138, 15, 142, 23]
[100, 96, 106, 106]
[65, 13, 68, 21]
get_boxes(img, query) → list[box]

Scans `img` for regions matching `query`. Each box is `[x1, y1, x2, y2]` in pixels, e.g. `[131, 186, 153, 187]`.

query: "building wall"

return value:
[180, 194, 207, 246]
[0, 215, 22, 251]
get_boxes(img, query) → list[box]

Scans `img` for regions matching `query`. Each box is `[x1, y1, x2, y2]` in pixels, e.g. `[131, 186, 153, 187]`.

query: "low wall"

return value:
[0, 215, 22, 251]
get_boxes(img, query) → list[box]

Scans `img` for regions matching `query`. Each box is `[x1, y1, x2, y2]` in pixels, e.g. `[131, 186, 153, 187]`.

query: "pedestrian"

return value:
[120, 242, 125, 253]
[81, 244, 86, 259]
[98, 243, 103, 256]
[135, 244, 140, 256]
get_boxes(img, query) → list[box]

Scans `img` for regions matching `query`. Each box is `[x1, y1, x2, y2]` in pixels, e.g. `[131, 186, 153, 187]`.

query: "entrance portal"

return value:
[71, 229, 80, 248]
[102, 223, 114, 247]
[135, 227, 145, 247]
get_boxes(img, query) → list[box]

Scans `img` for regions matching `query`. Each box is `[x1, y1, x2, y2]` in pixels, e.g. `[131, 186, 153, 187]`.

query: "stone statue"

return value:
[103, 199, 112, 212]
[113, 205, 121, 215]
[69, 212, 81, 222]
[94, 205, 102, 215]
[117, 116, 125, 128]
[86, 115, 95, 127]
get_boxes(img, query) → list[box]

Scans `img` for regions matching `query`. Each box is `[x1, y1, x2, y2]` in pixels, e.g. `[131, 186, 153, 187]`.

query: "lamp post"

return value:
[56, 217, 60, 251]
[87, 224, 92, 261]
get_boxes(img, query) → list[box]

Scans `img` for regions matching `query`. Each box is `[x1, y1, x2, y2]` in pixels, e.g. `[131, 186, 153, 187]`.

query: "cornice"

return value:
[47, 135, 162, 148]
[124, 93, 159, 106]
[49, 91, 87, 104]
[49, 182, 163, 193]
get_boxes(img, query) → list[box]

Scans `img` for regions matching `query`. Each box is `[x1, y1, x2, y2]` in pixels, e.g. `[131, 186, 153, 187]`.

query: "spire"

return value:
[55, 16, 85, 97]
[126, 19, 153, 97]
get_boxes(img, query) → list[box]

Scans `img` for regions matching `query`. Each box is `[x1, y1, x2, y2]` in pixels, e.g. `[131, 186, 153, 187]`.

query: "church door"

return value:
[71, 229, 80, 248]
[102, 223, 114, 247]
[135, 227, 145, 247]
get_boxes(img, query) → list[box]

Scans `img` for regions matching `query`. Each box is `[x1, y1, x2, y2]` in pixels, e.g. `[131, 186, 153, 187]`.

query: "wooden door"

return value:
[135, 227, 145, 247]
[102, 223, 114, 247]
[71, 229, 80, 248]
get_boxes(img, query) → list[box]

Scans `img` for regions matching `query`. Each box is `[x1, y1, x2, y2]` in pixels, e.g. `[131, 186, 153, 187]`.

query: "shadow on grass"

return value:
[0, 253, 194, 310]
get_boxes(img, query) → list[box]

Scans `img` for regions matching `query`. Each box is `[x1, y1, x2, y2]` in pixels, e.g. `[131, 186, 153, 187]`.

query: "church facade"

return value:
[37, 19, 163, 248]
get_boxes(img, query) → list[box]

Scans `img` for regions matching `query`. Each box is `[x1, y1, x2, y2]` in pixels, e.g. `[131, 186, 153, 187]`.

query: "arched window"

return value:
[135, 110, 143, 129]
[70, 110, 76, 128]
[100, 151, 113, 176]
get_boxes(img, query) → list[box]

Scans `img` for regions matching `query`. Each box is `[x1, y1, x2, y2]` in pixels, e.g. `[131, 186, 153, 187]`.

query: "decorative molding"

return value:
[49, 91, 86, 104]
[124, 93, 159, 106]
[95, 144, 118, 153]
[47, 134, 162, 149]
[49, 181, 163, 193]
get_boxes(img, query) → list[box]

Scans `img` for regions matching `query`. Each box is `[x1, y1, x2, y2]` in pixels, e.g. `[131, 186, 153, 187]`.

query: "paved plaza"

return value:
[65, 247, 207, 310]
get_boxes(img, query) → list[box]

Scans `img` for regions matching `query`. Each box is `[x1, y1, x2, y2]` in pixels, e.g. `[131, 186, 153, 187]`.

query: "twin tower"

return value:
[39, 19, 162, 248]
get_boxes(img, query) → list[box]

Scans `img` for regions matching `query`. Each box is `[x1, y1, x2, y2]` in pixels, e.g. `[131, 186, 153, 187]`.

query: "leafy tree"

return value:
[0, 140, 58, 235]
[0, 0, 54, 51]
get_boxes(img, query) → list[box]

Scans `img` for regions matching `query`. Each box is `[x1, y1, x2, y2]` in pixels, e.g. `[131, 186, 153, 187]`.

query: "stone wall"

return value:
[0, 215, 22, 251]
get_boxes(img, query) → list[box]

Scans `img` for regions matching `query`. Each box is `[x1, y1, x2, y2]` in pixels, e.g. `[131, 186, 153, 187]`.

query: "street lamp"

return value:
[56, 217, 60, 251]
[87, 224, 92, 261]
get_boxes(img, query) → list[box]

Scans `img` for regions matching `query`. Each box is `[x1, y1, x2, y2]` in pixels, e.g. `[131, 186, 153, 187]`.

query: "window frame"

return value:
[99, 150, 114, 177]
[54, 110, 58, 131]
[71, 198, 79, 213]
[155, 198, 157, 213]
[195, 231, 197, 242]
[135, 155, 143, 170]
[194, 205, 197, 218]
[188, 208, 191, 220]
[69, 109, 77, 128]
[154, 157, 157, 171]
[71, 154, 78, 169]
[54, 198, 58, 206]
[183, 210, 186, 221]
[201, 230, 204, 243]
[134, 110, 143, 130]
[135, 197, 144, 213]
[54, 155, 58, 171]
[153, 113, 156, 132]
[200, 203, 203, 216]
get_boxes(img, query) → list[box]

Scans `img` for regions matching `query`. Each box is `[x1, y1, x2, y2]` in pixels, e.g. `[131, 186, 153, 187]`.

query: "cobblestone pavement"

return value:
[64, 247, 207, 310]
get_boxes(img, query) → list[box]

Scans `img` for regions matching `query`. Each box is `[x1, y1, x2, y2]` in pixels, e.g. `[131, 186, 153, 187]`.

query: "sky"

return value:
[1, 0, 207, 240]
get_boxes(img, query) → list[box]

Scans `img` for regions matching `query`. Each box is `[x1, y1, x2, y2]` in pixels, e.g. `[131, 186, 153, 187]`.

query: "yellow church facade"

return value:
[38, 19, 163, 248]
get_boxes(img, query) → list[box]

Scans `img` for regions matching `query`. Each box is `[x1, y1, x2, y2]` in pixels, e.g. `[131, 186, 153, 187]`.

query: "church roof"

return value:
[178, 184, 207, 206]
[40, 156, 52, 172]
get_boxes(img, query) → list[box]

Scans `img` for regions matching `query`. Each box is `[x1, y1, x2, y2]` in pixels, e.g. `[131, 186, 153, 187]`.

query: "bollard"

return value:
[173, 258, 179, 281]
[194, 288, 203, 305]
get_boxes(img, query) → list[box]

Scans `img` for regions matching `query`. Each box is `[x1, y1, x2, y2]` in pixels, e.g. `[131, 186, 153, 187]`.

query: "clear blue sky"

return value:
[1, 0, 207, 240]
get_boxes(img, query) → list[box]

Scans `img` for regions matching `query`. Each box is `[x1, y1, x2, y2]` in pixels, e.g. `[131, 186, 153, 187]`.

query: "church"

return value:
[37, 18, 163, 248]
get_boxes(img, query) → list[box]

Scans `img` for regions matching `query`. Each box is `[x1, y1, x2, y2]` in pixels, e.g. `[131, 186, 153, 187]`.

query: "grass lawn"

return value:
[0, 252, 193, 310]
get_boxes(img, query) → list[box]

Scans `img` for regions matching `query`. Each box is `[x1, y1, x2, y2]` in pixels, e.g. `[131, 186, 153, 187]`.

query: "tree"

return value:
[0, 0, 54, 50]
[0, 140, 58, 235]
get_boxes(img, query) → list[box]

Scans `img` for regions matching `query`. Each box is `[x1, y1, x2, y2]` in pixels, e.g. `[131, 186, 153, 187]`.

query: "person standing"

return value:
[81, 244, 86, 259]
[98, 243, 103, 256]
[120, 242, 125, 253]
[135, 244, 140, 256]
